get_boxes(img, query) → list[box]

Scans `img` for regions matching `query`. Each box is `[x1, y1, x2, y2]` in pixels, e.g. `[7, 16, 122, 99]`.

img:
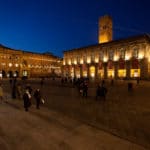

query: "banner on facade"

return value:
[119, 58, 125, 69]
[132, 58, 139, 69]
[99, 62, 103, 69]
[82, 64, 87, 70]
[108, 60, 113, 69]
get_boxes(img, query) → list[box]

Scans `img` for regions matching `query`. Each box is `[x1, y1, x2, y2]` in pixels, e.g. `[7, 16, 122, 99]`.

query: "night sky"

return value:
[0, 0, 150, 57]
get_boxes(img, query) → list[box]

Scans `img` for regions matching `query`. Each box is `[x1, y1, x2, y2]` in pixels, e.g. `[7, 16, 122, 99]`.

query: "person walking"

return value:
[34, 88, 42, 109]
[96, 83, 107, 101]
[82, 80, 88, 98]
[23, 89, 31, 111]
[0, 83, 4, 102]
[96, 83, 101, 100]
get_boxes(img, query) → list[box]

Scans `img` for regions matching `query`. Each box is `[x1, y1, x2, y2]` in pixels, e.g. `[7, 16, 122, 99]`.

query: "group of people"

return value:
[23, 86, 43, 111]
[96, 80, 108, 101]
[74, 78, 108, 100]
[9, 77, 44, 112]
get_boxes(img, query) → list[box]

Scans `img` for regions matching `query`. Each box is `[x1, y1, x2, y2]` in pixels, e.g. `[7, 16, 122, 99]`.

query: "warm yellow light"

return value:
[74, 60, 77, 65]
[114, 55, 119, 61]
[95, 57, 99, 63]
[63, 61, 66, 65]
[15, 63, 19, 67]
[138, 53, 144, 59]
[87, 58, 91, 64]
[8, 63, 12, 67]
[68, 60, 71, 65]
[103, 57, 108, 62]
[80, 59, 83, 64]
[125, 54, 130, 60]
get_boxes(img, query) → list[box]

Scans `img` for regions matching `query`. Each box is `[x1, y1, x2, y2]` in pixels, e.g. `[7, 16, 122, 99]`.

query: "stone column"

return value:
[104, 63, 107, 79]
[80, 65, 82, 78]
[114, 62, 118, 79]
[140, 58, 148, 79]
[87, 64, 90, 78]
[95, 63, 98, 80]
[126, 60, 131, 79]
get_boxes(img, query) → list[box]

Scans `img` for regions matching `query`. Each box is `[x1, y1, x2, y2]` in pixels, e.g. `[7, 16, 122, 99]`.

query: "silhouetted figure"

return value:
[34, 88, 42, 109]
[40, 77, 44, 87]
[128, 82, 133, 92]
[0, 83, 4, 102]
[96, 84, 107, 101]
[82, 81, 88, 98]
[16, 83, 22, 99]
[26, 84, 32, 95]
[23, 89, 31, 111]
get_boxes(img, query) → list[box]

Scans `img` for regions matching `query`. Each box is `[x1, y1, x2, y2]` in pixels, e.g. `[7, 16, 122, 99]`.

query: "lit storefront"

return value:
[97, 62, 104, 78]
[107, 60, 114, 78]
[82, 64, 88, 77]
[75, 65, 80, 78]
[0, 45, 62, 78]
[118, 58, 126, 78]
[70, 66, 74, 78]
[90, 66, 95, 78]
[63, 35, 150, 80]
[130, 58, 140, 77]
[63, 15, 150, 80]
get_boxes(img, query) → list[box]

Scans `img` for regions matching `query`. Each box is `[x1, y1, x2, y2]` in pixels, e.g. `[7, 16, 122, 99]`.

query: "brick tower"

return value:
[98, 15, 113, 44]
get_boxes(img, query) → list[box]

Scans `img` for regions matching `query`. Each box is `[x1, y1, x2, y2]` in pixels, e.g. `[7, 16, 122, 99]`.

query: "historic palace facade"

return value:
[0, 44, 62, 78]
[63, 15, 150, 80]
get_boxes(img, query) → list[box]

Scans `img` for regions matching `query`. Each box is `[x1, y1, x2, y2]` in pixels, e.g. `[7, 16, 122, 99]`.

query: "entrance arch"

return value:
[89, 66, 95, 78]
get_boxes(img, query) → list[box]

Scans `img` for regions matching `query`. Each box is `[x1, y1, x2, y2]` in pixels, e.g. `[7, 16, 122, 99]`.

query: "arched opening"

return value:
[90, 66, 95, 78]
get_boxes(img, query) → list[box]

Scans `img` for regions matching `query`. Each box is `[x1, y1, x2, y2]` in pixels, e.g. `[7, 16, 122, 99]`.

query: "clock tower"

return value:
[98, 15, 113, 44]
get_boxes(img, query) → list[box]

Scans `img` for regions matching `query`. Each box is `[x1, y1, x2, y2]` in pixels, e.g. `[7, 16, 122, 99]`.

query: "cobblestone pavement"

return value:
[1, 78, 150, 149]
[0, 99, 147, 150]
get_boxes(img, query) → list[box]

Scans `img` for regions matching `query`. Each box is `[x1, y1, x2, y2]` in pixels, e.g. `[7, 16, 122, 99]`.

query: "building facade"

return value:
[63, 15, 150, 80]
[0, 44, 62, 78]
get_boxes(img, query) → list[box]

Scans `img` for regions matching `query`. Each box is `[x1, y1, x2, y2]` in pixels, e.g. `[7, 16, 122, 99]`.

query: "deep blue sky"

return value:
[0, 0, 150, 57]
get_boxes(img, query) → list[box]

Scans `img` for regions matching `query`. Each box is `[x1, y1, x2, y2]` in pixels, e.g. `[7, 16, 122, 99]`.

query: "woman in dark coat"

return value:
[34, 89, 42, 109]
[23, 89, 31, 111]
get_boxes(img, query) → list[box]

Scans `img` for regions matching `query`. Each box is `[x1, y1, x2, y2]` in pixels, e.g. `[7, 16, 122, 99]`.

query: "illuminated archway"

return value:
[90, 66, 95, 78]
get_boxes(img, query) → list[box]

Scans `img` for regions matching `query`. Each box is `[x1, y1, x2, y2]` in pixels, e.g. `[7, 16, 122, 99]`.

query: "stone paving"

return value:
[38, 79, 150, 149]
[0, 99, 147, 150]
[1, 78, 150, 149]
